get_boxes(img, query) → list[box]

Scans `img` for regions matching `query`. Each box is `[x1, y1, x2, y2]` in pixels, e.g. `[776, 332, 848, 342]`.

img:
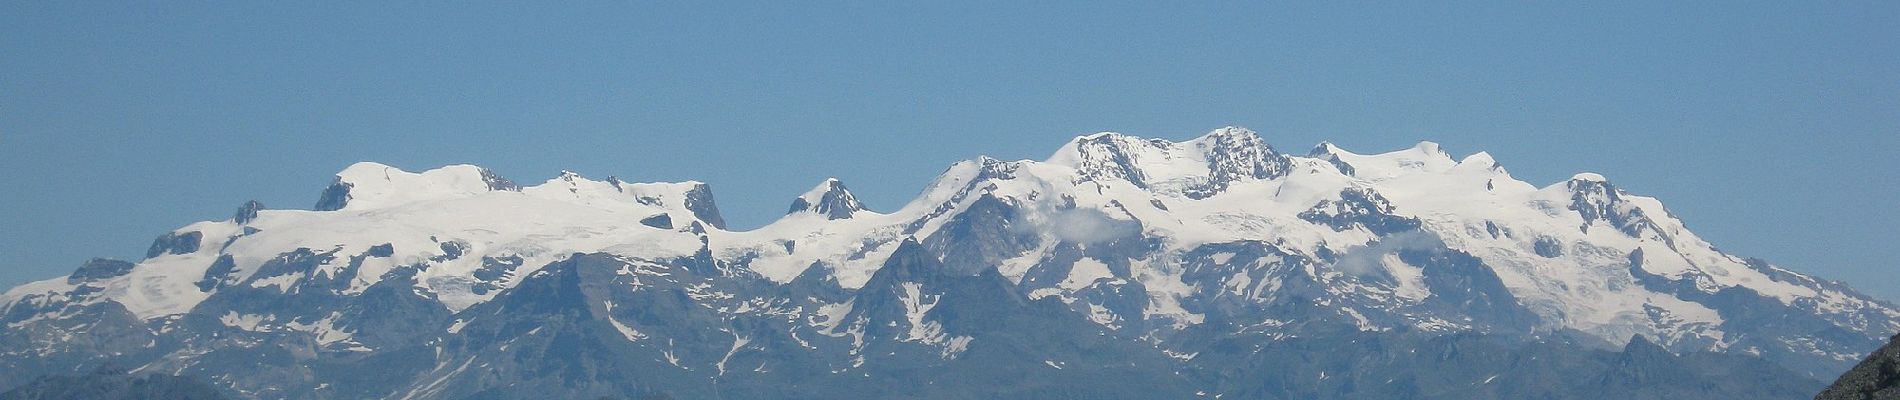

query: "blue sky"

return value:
[2, 3, 1895, 299]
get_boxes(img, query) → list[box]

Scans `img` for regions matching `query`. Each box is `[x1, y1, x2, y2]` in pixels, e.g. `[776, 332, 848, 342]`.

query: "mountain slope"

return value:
[0, 127, 1892, 398]
[1817, 334, 1900, 400]
[0, 366, 227, 400]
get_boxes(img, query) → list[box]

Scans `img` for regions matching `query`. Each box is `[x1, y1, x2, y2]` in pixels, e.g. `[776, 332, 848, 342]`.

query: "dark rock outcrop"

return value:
[66, 258, 135, 285]
[313, 181, 352, 211]
[680, 183, 726, 230]
[787, 179, 865, 220]
[145, 231, 202, 259]
[233, 201, 264, 225]
[1817, 333, 1900, 400]
[638, 214, 673, 229]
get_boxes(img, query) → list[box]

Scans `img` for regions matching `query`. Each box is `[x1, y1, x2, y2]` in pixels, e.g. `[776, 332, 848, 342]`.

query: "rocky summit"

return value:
[1, 127, 1894, 399]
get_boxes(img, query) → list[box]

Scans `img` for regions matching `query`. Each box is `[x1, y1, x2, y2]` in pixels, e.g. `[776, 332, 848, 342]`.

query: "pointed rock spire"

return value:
[679, 182, 727, 230]
[788, 178, 866, 220]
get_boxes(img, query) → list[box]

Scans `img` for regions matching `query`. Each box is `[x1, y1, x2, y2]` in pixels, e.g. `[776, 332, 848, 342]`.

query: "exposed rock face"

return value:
[1051, 127, 1292, 199]
[144, 231, 202, 259]
[1298, 187, 1419, 233]
[312, 181, 352, 211]
[638, 213, 673, 229]
[787, 178, 866, 220]
[678, 183, 726, 229]
[478, 168, 518, 192]
[1817, 333, 1900, 400]
[233, 201, 263, 225]
[1565, 175, 1663, 237]
[1189, 126, 1292, 199]
[66, 258, 135, 285]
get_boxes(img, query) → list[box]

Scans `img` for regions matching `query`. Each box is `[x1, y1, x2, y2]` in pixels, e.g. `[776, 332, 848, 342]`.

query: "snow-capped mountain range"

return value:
[2, 127, 1892, 399]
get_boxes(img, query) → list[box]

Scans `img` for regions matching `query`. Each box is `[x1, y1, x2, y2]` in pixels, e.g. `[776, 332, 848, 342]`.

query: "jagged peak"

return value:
[802, 177, 845, 197]
[1056, 127, 1273, 159]
[1049, 132, 1165, 164]
[1187, 127, 1278, 160]
[1188, 126, 1267, 148]
[1045, 127, 1289, 198]
[788, 178, 866, 220]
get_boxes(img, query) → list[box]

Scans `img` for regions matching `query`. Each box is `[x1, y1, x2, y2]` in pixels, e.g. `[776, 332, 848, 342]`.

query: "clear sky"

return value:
[2, 3, 1895, 300]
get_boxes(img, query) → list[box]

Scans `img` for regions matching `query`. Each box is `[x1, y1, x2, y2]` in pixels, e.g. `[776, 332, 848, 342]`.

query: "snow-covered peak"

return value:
[1570, 172, 1609, 182]
[788, 178, 867, 220]
[1311, 140, 1459, 181]
[1555, 172, 1619, 204]
[1456, 151, 1499, 170]
[1184, 126, 1292, 197]
[619, 181, 726, 230]
[1046, 132, 1166, 177]
[1189, 125, 1264, 146]
[1447, 152, 1514, 180]
[314, 162, 518, 211]
[1044, 127, 1288, 198]
[304, 163, 728, 230]
[1308, 141, 1343, 157]
[519, 171, 728, 231]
